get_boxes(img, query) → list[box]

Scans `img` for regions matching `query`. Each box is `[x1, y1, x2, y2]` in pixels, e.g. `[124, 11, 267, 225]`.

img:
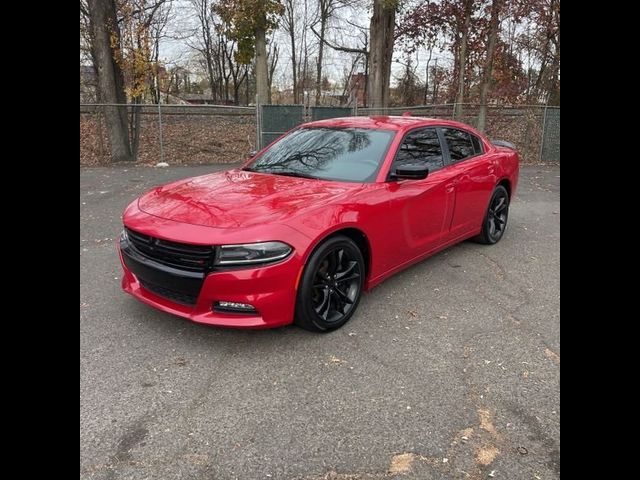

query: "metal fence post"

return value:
[157, 102, 165, 163]
[539, 104, 548, 162]
[255, 95, 261, 150]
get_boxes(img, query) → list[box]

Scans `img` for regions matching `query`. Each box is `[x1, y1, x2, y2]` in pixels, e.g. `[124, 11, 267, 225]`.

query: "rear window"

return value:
[471, 134, 483, 154]
[442, 128, 475, 161]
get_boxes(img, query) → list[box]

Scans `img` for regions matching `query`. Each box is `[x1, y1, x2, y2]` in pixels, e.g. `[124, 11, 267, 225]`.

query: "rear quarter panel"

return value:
[495, 147, 520, 197]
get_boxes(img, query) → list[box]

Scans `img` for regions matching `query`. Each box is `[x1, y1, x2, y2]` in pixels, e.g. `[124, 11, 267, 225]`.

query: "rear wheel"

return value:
[474, 185, 510, 244]
[294, 236, 364, 332]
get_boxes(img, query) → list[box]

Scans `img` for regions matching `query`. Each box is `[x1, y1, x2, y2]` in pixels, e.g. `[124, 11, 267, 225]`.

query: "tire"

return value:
[474, 185, 510, 245]
[294, 235, 365, 332]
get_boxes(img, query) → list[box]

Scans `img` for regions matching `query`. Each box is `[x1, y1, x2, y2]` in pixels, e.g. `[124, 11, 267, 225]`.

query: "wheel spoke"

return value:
[336, 273, 360, 284]
[330, 290, 345, 313]
[328, 249, 341, 275]
[488, 217, 496, 236]
[334, 286, 354, 305]
[336, 260, 357, 279]
[315, 287, 330, 319]
[493, 197, 505, 212]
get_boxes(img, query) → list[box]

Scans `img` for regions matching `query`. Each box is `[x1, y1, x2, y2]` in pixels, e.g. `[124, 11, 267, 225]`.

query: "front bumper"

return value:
[118, 242, 301, 329]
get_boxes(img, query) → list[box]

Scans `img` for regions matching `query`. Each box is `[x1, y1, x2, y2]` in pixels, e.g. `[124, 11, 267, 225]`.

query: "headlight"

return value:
[216, 241, 292, 266]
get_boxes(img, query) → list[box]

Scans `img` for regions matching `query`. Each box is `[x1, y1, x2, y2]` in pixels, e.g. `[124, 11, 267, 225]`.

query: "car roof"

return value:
[302, 115, 473, 132]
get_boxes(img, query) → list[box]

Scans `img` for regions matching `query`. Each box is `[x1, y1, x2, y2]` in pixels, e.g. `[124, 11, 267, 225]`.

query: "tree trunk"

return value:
[477, 0, 501, 132]
[204, 47, 217, 101]
[233, 69, 247, 105]
[245, 66, 250, 105]
[454, 0, 473, 119]
[255, 26, 269, 105]
[367, 0, 396, 111]
[432, 58, 439, 103]
[424, 48, 432, 105]
[286, 6, 298, 104]
[315, 17, 326, 106]
[290, 33, 298, 103]
[87, 0, 132, 162]
[547, 55, 560, 106]
[196, 0, 217, 102]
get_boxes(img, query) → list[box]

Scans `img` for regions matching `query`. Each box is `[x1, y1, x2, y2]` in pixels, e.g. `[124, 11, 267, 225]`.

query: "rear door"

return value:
[439, 127, 497, 239]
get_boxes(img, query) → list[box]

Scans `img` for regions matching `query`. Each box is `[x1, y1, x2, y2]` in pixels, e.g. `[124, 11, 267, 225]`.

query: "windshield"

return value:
[244, 127, 396, 182]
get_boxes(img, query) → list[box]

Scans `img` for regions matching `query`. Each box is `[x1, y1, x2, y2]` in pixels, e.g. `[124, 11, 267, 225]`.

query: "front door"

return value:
[378, 127, 457, 271]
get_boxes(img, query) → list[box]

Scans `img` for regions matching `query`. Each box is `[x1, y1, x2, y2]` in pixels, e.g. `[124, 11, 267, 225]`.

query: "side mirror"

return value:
[391, 165, 429, 180]
[247, 150, 258, 159]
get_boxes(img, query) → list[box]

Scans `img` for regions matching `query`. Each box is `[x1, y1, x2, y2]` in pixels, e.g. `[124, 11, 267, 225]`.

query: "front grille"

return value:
[140, 280, 198, 306]
[126, 228, 215, 273]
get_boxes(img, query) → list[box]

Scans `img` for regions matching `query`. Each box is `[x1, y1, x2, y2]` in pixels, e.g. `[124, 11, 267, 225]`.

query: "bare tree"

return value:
[340, 52, 364, 105]
[281, 0, 299, 103]
[224, 38, 248, 104]
[454, 0, 473, 118]
[395, 55, 422, 105]
[296, 0, 313, 104]
[313, 0, 340, 105]
[267, 42, 280, 103]
[525, 0, 560, 105]
[477, 0, 502, 132]
[217, 28, 232, 101]
[312, 15, 369, 105]
[149, 1, 173, 103]
[189, 0, 218, 101]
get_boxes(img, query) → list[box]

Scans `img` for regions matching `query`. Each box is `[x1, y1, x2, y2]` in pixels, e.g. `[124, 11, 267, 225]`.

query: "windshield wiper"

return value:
[270, 170, 320, 180]
[243, 167, 319, 180]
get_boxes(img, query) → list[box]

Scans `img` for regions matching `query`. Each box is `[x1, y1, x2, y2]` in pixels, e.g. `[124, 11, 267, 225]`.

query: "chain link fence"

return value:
[80, 103, 559, 166]
[80, 104, 256, 166]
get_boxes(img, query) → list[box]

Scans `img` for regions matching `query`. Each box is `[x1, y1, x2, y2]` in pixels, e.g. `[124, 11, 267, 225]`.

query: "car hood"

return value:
[137, 169, 362, 229]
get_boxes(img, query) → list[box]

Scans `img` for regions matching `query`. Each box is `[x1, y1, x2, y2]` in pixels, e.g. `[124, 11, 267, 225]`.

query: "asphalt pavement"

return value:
[80, 164, 560, 480]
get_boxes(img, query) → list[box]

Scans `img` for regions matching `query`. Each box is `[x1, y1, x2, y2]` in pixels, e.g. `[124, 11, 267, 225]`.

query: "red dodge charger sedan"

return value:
[118, 116, 519, 332]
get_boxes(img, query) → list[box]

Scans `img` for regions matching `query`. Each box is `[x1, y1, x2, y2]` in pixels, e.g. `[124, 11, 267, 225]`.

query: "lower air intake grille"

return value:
[140, 280, 198, 306]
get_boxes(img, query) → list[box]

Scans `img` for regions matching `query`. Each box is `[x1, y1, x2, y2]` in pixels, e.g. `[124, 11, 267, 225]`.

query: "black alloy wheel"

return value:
[295, 236, 364, 332]
[475, 185, 510, 244]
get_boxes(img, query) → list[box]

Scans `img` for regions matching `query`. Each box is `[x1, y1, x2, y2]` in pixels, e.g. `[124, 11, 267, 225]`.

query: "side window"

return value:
[393, 128, 444, 173]
[470, 134, 483, 155]
[442, 128, 475, 161]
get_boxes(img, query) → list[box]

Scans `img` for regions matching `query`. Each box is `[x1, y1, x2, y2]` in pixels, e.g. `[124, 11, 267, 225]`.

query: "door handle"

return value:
[445, 183, 455, 193]
[488, 166, 495, 174]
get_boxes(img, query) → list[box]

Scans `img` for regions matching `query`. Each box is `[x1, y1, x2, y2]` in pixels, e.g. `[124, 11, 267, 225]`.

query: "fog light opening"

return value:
[213, 301, 258, 314]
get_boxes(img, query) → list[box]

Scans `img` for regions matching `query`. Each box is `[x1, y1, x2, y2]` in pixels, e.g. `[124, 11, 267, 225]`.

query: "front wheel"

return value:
[474, 185, 510, 244]
[294, 236, 365, 332]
